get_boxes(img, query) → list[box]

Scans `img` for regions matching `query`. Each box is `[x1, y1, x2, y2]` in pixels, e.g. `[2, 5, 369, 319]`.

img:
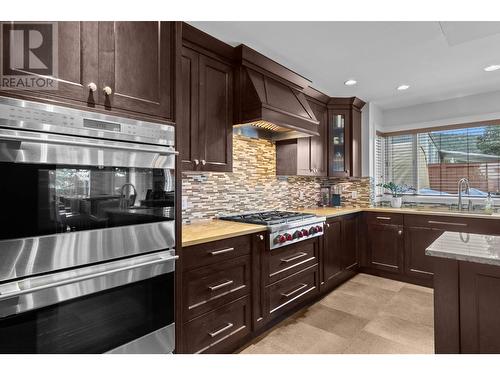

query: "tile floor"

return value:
[240, 273, 434, 354]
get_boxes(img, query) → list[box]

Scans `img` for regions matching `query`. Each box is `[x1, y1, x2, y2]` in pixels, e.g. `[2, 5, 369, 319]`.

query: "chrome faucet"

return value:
[457, 178, 473, 211]
[119, 183, 137, 209]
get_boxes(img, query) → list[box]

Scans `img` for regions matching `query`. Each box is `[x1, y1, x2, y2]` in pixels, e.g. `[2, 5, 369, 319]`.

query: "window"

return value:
[376, 123, 500, 197]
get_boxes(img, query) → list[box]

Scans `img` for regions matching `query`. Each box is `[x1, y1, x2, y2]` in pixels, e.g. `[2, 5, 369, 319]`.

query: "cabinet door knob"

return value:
[201, 159, 206, 166]
[193, 159, 200, 166]
[398, 230, 403, 235]
[87, 82, 97, 92]
[258, 234, 264, 240]
[103, 86, 113, 95]
[326, 223, 330, 228]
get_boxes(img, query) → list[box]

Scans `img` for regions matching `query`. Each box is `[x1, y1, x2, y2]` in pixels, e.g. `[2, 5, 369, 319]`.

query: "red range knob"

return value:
[297, 230, 304, 238]
[301, 229, 309, 237]
[285, 233, 293, 241]
[309, 227, 317, 235]
[316, 225, 323, 233]
[293, 230, 301, 239]
[276, 235, 286, 244]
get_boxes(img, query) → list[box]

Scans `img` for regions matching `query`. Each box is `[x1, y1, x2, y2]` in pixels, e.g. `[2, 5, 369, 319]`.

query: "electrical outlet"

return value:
[182, 196, 189, 209]
[351, 191, 358, 199]
[299, 191, 304, 199]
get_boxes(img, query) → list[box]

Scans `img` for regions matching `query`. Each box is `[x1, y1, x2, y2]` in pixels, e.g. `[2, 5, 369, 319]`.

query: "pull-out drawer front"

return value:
[183, 234, 253, 270]
[365, 212, 404, 225]
[184, 255, 251, 320]
[268, 239, 318, 284]
[266, 264, 319, 319]
[184, 295, 251, 354]
[404, 214, 500, 235]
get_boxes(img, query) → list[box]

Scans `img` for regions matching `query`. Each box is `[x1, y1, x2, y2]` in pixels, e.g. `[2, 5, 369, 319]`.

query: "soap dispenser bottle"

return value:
[484, 192, 493, 214]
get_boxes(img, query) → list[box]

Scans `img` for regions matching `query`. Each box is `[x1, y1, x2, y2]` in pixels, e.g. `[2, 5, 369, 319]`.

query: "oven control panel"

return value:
[0, 97, 175, 146]
[270, 222, 325, 250]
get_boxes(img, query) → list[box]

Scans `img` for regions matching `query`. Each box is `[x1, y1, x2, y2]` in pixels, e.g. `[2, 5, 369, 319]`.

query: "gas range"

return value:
[220, 211, 326, 250]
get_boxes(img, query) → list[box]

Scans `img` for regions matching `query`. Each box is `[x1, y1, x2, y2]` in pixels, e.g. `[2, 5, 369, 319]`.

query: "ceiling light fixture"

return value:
[484, 65, 500, 72]
[344, 79, 357, 86]
[397, 84, 410, 91]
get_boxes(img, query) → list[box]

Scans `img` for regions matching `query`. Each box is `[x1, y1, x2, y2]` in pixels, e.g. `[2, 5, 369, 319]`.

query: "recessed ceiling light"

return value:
[484, 64, 500, 72]
[344, 79, 357, 86]
[397, 84, 410, 91]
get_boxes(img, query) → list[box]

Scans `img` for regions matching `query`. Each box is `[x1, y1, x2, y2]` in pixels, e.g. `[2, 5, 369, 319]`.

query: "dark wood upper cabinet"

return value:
[198, 55, 233, 172]
[0, 22, 99, 105]
[98, 22, 174, 120]
[275, 96, 327, 176]
[0, 22, 177, 122]
[327, 97, 365, 177]
[181, 47, 200, 170]
[180, 46, 233, 172]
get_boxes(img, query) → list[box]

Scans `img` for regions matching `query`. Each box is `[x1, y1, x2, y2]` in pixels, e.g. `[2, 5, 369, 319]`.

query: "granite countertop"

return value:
[426, 231, 500, 266]
[299, 206, 500, 220]
[182, 219, 266, 247]
[182, 206, 500, 247]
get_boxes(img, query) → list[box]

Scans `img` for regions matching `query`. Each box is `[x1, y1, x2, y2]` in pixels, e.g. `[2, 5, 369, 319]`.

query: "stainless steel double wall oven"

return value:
[0, 97, 177, 353]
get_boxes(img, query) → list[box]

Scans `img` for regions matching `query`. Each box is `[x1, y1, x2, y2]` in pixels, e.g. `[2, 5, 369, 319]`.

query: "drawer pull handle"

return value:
[281, 283, 308, 298]
[280, 252, 308, 263]
[208, 322, 234, 338]
[208, 279, 234, 291]
[428, 220, 467, 227]
[209, 247, 234, 256]
[376, 216, 392, 220]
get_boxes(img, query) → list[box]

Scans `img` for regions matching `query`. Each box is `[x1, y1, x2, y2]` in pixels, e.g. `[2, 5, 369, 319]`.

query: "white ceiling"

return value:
[189, 21, 500, 109]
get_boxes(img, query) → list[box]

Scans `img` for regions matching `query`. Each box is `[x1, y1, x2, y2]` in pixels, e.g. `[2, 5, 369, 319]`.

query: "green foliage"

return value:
[377, 182, 416, 197]
[477, 127, 500, 156]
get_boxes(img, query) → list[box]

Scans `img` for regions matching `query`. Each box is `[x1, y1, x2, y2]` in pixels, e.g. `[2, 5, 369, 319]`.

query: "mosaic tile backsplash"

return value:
[182, 134, 373, 222]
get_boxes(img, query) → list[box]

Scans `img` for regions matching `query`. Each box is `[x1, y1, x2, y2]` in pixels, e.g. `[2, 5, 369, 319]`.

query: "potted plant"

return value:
[377, 182, 415, 208]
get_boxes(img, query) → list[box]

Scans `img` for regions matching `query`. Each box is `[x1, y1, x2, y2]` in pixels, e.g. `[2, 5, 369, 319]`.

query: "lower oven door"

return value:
[0, 250, 177, 354]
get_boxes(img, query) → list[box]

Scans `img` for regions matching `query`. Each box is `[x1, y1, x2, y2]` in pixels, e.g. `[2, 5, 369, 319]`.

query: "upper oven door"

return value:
[0, 128, 176, 282]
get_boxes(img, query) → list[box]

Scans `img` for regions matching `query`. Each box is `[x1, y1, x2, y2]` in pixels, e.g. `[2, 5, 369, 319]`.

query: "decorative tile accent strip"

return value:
[182, 134, 372, 222]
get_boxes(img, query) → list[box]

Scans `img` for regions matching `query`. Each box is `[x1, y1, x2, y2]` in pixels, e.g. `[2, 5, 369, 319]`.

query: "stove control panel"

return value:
[271, 223, 325, 250]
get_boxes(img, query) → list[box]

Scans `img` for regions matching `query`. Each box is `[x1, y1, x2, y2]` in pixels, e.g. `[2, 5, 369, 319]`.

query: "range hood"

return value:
[234, 46, 319, 141]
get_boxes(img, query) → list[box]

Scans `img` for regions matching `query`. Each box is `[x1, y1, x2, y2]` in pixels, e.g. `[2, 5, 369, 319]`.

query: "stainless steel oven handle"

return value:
[0, 131, 178, 155]
[0, 254, 179, 301]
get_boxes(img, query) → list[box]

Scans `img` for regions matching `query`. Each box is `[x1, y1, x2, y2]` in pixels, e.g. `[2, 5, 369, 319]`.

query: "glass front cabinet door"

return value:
[328, 109, 350, 177]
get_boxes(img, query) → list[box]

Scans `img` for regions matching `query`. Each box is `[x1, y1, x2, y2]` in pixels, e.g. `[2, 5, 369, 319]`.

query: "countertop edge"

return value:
[425, 248, 500, 267]
[182, 225, 266, 247]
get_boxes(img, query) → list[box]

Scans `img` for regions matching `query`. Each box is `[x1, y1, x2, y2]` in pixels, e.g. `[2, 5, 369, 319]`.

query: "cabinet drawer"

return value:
[266, 265, 319, 318]
[268, 239, 318, 284]
[184, 255, 250, 320]
[365, 212, 403, 225]
[184, 295, 251, 354]
[183, 235, 252, 270]
[404, 214, 500, 235]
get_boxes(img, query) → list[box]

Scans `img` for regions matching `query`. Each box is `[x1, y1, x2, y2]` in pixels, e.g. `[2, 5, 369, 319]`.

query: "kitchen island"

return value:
[426, 232, 500, 354]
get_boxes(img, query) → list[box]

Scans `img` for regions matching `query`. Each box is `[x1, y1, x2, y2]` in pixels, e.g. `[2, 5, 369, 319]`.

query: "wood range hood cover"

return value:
[234, 45, 319, 139]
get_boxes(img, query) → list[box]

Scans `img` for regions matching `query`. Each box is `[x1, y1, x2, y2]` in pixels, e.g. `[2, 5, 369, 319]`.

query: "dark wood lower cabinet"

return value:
[434, 258, 500, 354]
[180, 212, 500, 353]
[404, 226, 441, 281]
[459, 261, 500, 353]
[321, 214, 359, 292]
[366, 222, 403, 274]
[184, 295, 251, 354]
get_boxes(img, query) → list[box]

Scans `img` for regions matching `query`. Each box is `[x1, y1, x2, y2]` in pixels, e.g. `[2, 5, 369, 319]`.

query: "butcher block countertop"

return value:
[182, 219, 266, 247]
